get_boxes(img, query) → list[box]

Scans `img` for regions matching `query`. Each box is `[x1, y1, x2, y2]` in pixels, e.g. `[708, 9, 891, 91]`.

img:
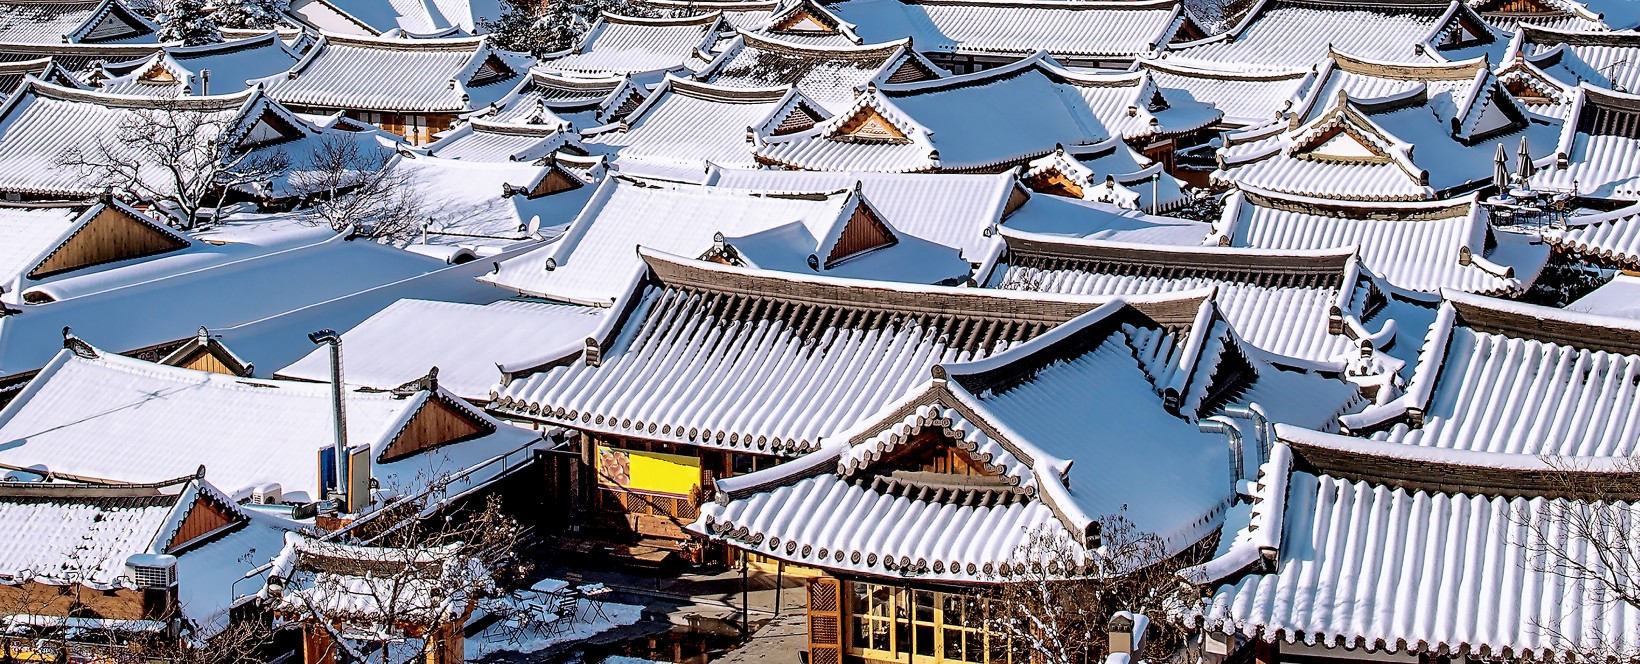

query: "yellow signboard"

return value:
[596, 444, 700, 496]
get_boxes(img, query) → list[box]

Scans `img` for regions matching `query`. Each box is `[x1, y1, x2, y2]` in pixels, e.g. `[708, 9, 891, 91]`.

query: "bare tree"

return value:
[57, 96, 290, 230]
[288, 135, 422, 244]
[986, 516, 1199, 664]
[1513, 459, 1640, 661]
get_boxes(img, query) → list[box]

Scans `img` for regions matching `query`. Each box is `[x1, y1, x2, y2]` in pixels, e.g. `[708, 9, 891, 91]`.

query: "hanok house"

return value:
[466, 69, 649, 129]
[827, 0, 1200, 73]
[0, 336, 542, 525]
[629, 0, 864, 47]
[0, 57, 87, 99]
[486, 250, 1130, 562]
[1533, 84, 1640, 200]
[1136, 58, 1317, 132]
[0, 0, 157, 45]
[581, 77, 828, 175]
[95, 31, 302, 97]
[539, 11, 723, 82]
[424, 118, 579, 162]
[0, 197, 190, 305]
[1213, 51, 1557, 202]
[260, 533, 486, 664]
[1540, 201, 1640, 270]
[1019, 140, 1192, 213]
[1183, 431, 1640, 664]
[692, 32, 943, 114]
[978, 227, 1417, 368]
[690, 293, 1363, 664]
[1165, 0, 1499, 72]
[1212, 187, 1548, 295]
[0, 471, 294, 660]
[257, 33, 529, 145]
[0, 79, 318, 201]
[755, 52, 1220, 175]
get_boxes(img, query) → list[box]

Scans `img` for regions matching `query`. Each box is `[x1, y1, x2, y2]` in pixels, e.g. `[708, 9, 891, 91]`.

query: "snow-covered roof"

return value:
[1166, 0, 1498, 72]
[473, 69, 646, 128]
[0, 229, 448, 381]
[1002, 194, 1212, 245]
[0, 198, 190, 303]
[1020, 139, 1191, 213]
[0, 340, 539, 501]
[695, 295, 1361, 581]
[0, 79, 320, 198]
[489, 250, 1192, 456]
[97, 32, 301, 97]
[424, 118, 575, 162]
[0, 41, 157, 76]
[1519, 24, 1640, 95]
[259, 33, 527, 114]
[1542, 202, 1640, 269]
[693, 32, 940, 113]
[323, 0, 502, 34]
[0, 57, 85, 98]
[757, 53, 1220, 173]
[633, 0, 862, 46]
[276, 298, 604, 401]
[481, 175, 971, 303]
[391, 153, 601, 251]
[1534, 84, 1640, 199]
[705, 167, 1020, 262]
[1211, 188, 1544, 295]
[265, 532, 485, 626]
[1136, 57, 1315, 128]
[1337, 292, 1640, 458]
[583, 76, 820, 172]
[0, 0, 156, 45]
[984, 228, 1381, 363]
[830, 0, 1187, 62]
[1567, 271, 1640, 319]
[1195, 461, 1640, 660]
[1213, 58, 1555, 202]
[1469, 0, 1606, 31]
[540, 12, 722, 79]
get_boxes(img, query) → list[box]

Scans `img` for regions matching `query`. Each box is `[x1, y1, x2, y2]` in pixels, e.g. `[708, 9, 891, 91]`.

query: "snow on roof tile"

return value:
[1212, 188, 1542, 295]
[693, 32, 925, 113]
[1520, 24, 1640, 94]
[541, 12, 721, 78]
[260, 33, 524, 114]
[1535, 84, 1640, 199]
[1166, 0, 1490, 72]
[0, 342, 537, 500]
[832, 0, 1184, 61]
[1544, 202, 1640, 268]
[489, 250, 1149, 455]
[0, 0, 157, 45]
[584, 76, 807, 170]
[1199, 468, 1640, 659]
[1138, 57, 1315, 128]
[97, 31, 300, 97]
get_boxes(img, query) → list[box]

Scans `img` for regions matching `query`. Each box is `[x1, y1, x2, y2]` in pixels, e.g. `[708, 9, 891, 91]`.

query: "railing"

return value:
[1482, 186, 1578, 231]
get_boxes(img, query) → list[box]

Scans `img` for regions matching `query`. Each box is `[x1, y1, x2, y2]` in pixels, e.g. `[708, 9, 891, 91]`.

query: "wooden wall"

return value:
[379, 398, 491, 462]
[29, 207, 187, 279]
[0, 582, 147, 621]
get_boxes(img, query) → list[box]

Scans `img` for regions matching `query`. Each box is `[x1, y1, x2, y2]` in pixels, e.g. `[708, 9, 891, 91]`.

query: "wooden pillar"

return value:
[302, 624, 336, 664]
[1254, 639, 1279, 664]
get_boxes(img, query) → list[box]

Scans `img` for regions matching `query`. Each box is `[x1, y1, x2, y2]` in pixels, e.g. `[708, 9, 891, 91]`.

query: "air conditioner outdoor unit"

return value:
[252, 483, 283, 505]
[124, 554, 178, 590]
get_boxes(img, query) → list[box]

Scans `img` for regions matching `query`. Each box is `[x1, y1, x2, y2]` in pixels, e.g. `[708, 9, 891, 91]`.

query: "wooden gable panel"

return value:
[1295, 124, 1390, 163]
[28, 207, 188, 280]
[469, 53, 515, 88]
[379, 396, 495, 463]
[1476, 0, 1557, 13]
[165, 495, 242, 553]
[179, 349, 235, 375]
[139, 61, 176, 84]
[877, 430, 1002, 477]
[773, 104, 822, 136]
[530, 168, 583, 198]
[773, 9, 836, 33]
[824, 202, 896, 267]
[1024, 169, 1085, 199]
[83, 10, 144, 42]
[884, 58, 936, 85]
[836, 107, 907, 142]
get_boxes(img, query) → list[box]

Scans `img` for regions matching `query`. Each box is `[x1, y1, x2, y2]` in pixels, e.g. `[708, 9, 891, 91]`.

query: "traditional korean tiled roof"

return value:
[540, 12, 722, 78]
[0, 80, 317, 198]
[0, 198, 189, 300]
[482, 175, 969, 303]
[1534, 84, 1640, 199]
[756, 53, 1220, 173]
[693, 32, 939, 113]
[277, 298, 604, 401]
[489, 251, 1208, 455]
[1542, 202, 1640, 268]
[1213, 63, 1555, 201]
[0, 0, 157, 45]
[984, 228, 1382, 363]
[0, 57, 84, 98]
[1137, 57, 1316, 128]
[1519, 24, 1640, 94]
[259, 33, 527, 114]
[323, 0, 503, 35]
[1021, 140, 1191, 213]
[97, 31, 300, 97]
[705, 167, 1020, 262]
[633, 0, 863, 46]
[392, 154, 601, 250]
[1469, 0, 1606, 31]
[583, 76, 820, 171]
[0, 41, 157, 75]
[0, 339, 539, 500]
[693, 295, 1362, 581]
[1002, 194, 1213, 245]
[1336, 292, 1640, 458]
[425, 118, 575, 161]
[1211, 187, 1546, 295]
[831, 0, 1187, 62]
[1194, 458, 1640, 660]
[474, 69, 645, 128]
[1167, 0, 1497, 72]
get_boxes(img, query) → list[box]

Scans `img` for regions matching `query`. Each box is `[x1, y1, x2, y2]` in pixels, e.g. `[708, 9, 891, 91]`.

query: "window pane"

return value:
[851, 616, 867, 649]
[944, 625, 963, 658]
[966, 630, 984, 662]
[943, 593, 964, 624]
[916, 626, 934, 657]
[850, 582, 869, 612]
[914, 590, 934, 622]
